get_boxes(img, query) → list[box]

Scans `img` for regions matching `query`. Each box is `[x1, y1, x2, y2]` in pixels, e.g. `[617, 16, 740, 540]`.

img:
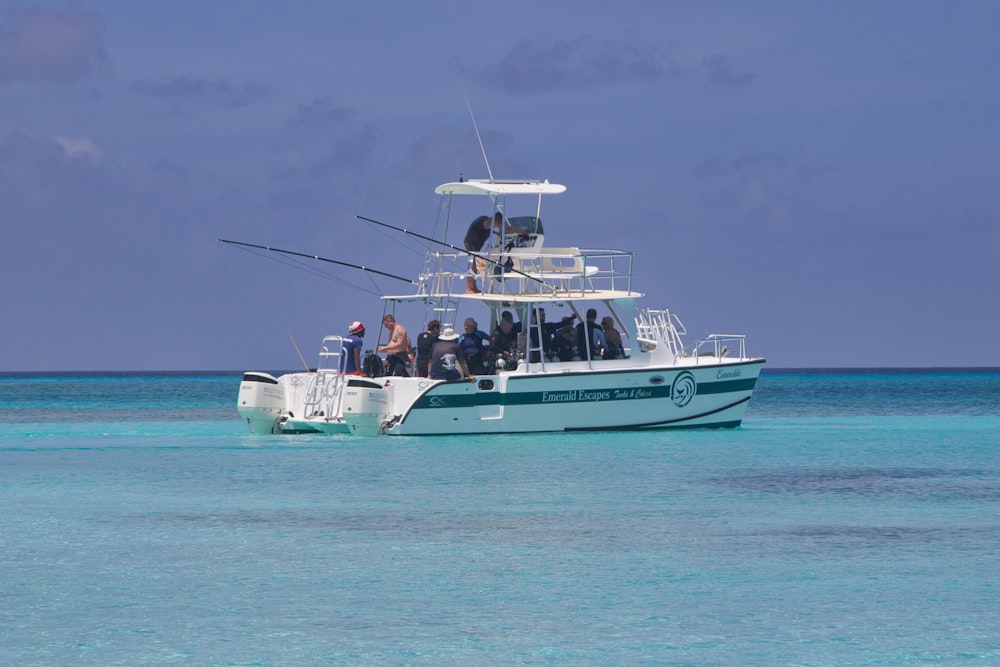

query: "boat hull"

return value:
[385, 359, 764, 435]
[237, 359, 763, 436]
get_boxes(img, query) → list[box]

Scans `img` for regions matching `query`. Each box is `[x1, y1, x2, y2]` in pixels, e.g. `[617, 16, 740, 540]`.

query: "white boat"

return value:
[237, 177, 765, 436]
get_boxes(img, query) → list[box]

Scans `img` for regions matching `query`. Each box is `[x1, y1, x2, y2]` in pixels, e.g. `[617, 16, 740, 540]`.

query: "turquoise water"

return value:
[1, 369, 998, 665]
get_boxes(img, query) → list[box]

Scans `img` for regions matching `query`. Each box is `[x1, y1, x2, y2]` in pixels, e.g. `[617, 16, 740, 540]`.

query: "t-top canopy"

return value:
[435, 179, 567, 196]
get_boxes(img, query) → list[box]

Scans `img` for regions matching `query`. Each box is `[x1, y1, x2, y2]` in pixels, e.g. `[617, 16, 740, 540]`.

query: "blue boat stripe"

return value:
[565, 396, 751, 431]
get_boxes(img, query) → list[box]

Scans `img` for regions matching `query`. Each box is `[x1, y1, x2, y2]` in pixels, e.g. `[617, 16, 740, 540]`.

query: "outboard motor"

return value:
[342, 378, 392, 436]
[238, 372, 285, 434]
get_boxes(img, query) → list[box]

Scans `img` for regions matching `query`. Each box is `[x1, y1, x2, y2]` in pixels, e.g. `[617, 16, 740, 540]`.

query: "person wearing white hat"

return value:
[429, 327, 473, 381]
[342, 321, 365, 375]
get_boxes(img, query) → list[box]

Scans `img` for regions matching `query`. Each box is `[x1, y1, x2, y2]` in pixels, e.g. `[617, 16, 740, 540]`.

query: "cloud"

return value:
[286, 96, 354, 128]
[692, 152, 790, 179]
[0, 130, 120, 220]
[0, 129, 110, 203]
[270, 125, 378, 183]
[55, 135, 103, 161]
[0, 8, 109, 83]
[481, 36, 677, 95]
[702, 54, 755, 88]
[128, 76, 270, 114]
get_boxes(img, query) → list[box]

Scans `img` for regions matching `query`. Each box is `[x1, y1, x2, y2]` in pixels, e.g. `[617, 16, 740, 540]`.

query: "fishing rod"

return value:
[355, 215, 553, 291]
[218, 238, 419, 285]
[464, 90, 494, 184]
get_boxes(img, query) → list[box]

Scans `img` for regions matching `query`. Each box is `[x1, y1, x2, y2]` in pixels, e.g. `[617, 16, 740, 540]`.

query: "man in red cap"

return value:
[342, 321, 365, 375]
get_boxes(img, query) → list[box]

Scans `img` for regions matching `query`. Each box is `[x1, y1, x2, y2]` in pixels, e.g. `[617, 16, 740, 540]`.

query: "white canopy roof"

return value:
[434, 179, 567, 196]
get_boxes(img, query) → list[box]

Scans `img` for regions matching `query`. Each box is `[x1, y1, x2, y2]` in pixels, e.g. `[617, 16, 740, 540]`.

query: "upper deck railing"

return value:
[418, 247, 636, 298]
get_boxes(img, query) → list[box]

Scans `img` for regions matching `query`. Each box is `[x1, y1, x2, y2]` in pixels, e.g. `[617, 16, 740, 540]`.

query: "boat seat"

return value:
[512, 247, 599, 280]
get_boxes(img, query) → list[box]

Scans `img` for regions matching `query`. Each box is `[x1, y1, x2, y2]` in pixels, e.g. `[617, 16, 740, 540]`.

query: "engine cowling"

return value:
[342, 378, 391, 436]
[238, 372, 285, 434]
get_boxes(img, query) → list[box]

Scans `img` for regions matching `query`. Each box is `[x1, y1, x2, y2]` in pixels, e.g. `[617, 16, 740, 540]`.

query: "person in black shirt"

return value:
[414, 320, 440, 377]
[551, 324, 579, 362]
[488, 310, 519, 371]
[575, 308, 607, 360]
[529, 307, 575, 362]
[463, 212, 518, 293]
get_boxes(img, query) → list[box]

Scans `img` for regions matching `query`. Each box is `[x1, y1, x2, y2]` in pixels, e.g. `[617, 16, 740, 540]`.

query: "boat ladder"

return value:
[303, 336, 346, 418]
[417, 249, 464, 331]
[429, 295, 461, 332]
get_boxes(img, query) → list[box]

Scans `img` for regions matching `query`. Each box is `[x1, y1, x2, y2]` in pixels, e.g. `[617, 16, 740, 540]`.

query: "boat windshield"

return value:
[505, 216, 544, 235]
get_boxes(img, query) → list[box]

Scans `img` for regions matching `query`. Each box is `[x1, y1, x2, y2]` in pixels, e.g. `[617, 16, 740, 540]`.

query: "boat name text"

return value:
[541, 387, 653, 403]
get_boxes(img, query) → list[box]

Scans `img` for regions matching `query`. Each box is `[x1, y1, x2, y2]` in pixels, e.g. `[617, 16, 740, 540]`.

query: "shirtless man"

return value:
[377, 314, 412, 376]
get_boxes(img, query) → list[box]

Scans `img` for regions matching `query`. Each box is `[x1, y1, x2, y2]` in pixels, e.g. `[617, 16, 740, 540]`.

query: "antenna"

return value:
[464, 92, 495, 183]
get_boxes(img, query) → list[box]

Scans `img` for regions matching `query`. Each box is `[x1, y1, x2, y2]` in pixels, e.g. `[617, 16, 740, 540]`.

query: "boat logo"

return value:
[670, 371, 696, 407]
[428, 396, 448, 407]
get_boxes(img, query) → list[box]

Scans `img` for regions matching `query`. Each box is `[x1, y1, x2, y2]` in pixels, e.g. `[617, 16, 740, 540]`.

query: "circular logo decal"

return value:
[670, 371, 696, 407]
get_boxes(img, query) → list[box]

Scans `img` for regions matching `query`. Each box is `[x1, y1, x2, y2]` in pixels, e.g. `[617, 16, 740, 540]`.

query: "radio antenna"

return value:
[464, 92, 495, 183]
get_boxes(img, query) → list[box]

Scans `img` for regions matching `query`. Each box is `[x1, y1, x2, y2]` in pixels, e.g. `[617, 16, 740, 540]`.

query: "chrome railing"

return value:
[417, 248, 635, 297]
[693, 334, 747, 361]
[634, 307, 687, 356]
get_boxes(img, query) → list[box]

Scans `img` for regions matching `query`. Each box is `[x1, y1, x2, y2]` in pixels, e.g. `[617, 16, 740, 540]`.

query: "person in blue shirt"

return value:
[458, 317, 490, 374]
[342, 321, 365, 374]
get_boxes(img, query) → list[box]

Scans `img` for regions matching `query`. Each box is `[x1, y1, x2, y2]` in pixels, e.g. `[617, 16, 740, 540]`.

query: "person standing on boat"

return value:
[342, 321, 365, 375]
[378, 314, 412, 376]
[414, 320, 440, 378]
[458, 317, 490, 375]
[429, 328, 473, 381]
[601, 316, 624, 360]
[576, 308, 607, 360]
[463, 211, 517, 293]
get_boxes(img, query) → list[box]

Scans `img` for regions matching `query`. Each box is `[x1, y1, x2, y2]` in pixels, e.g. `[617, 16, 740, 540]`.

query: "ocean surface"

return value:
[1, 369, 998, 666]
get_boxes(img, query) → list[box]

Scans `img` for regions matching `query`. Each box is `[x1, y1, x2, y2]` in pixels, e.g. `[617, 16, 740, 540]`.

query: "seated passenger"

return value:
[529, 307, 575, 362]
[458, 317, 490, 375]
[551, 325, 579, 362]
[601, 316, 624, 360]
[487, 311, 519, 372]
[429, 328, 472, 381]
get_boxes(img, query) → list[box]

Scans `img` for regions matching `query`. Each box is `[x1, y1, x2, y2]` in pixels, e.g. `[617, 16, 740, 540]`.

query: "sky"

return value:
[2, 1, 998, 371]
